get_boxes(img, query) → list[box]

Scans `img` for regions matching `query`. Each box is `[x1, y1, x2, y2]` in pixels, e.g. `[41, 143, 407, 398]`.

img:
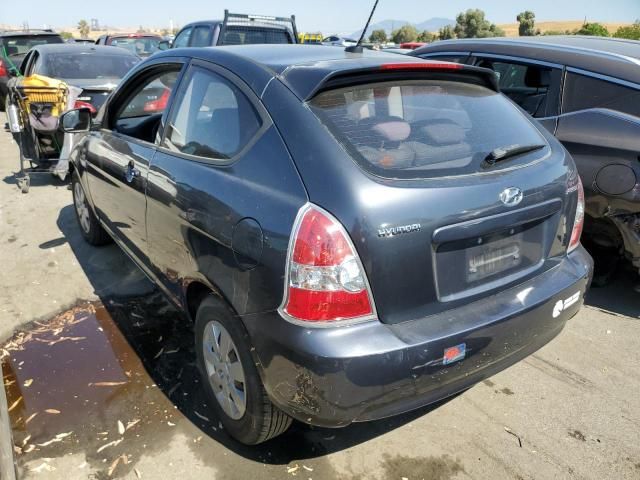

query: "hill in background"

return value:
[345, 17, 455, 39]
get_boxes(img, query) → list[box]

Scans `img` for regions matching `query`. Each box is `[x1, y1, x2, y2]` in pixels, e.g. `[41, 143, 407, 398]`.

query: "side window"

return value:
[563, 72, 640, 119]
[31, 52, 44, 75]
[190, 26, 211, 47]
[474, 58, 561, 118]
[163, 67, 262, 160]
[173, 28, 192, 48]
[19, 51, 33, 76]
[110, 68, 181, 143]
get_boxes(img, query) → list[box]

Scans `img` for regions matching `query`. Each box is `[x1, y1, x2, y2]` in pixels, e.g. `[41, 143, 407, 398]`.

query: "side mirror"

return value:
[60, 108, 92, 133]
[158, 40, 171, 51]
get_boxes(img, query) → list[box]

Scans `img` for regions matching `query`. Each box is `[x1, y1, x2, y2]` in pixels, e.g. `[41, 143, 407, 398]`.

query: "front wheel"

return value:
[195, 295, 292, 444]
[71, 173, 111, 246]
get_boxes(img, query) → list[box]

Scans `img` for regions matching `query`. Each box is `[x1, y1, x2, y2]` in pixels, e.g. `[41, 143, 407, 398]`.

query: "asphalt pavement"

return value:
[0, 126, 639, 480]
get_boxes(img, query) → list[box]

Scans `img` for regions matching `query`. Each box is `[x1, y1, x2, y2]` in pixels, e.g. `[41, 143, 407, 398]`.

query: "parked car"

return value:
[96, 33, 162, 57]
[167, 10, 298, 49]
[5, 44, 139, 190]
[412, 36, 640, 282]
[0, 29, 63, 107]
[322, 35, 358, 47]
[62, 45, 593, 445]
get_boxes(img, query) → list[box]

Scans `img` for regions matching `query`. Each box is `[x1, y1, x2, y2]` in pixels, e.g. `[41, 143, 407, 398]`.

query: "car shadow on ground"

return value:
[52, 204, 448, 466]
[584, 264, 639, 319]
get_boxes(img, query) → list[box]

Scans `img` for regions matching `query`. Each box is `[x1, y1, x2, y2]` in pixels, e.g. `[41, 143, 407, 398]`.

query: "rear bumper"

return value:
[242, 246, 593, 427]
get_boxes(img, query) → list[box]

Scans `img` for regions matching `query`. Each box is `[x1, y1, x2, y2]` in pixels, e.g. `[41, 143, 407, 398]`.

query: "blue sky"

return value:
[1, 0, 638, 34]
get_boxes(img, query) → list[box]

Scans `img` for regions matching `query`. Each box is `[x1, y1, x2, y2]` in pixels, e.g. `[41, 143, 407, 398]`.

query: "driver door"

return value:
[84, 61, 185, 268]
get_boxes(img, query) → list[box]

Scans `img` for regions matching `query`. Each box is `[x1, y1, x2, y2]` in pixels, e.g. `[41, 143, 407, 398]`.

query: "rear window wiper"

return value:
[482, 144, 546, 168]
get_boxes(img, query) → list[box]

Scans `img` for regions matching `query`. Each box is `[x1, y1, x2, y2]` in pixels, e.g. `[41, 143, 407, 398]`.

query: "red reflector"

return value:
[143, 88, 170, 112]
[380, 62, 463, 71]
[0, 60, 7, 77]
[74, 100, 97, 114]
[286, 287, 372, 321]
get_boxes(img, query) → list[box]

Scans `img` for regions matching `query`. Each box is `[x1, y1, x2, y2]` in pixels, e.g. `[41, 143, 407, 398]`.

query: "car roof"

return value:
[107, 33, 161, 38]
[414, 36, 640, 85]
[33, 44, 139, 56]
[156, 44, 496, 100]
[0, 30, 61, 37]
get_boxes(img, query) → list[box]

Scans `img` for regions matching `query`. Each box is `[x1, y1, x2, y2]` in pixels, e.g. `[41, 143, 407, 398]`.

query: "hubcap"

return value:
[74, 182, 91, 234]
[202, 321, 247, 420]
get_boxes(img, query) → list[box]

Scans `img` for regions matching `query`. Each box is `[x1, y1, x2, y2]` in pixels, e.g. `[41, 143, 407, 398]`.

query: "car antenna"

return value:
[345, 0, 379, 54]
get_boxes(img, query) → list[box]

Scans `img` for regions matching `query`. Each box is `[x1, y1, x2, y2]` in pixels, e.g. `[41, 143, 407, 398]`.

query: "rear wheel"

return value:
[71, 173, 111, 246]
[195, 295, 292, 444]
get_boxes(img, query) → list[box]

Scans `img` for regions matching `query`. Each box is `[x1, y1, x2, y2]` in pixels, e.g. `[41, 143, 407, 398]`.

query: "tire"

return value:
[71, 173, 112, 246]
[195, 295, 292, 444]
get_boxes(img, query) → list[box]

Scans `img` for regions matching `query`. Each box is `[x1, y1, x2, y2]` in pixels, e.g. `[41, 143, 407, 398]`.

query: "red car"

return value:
[96, 33, 162, 57]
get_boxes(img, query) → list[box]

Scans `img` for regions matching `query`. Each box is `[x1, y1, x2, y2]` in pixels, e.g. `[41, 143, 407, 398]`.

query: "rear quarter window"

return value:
[309, 79, 548, 179]
[563, 72, 640, 118]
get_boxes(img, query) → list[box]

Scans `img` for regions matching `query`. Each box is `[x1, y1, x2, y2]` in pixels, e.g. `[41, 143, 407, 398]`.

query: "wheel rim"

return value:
[73, 182, 91, 234]
[202, 321, 247, 420]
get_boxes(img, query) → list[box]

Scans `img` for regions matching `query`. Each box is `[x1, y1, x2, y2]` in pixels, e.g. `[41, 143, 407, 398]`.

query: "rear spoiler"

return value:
[218, 10, 299, 45]
[305, 61, 499, 100]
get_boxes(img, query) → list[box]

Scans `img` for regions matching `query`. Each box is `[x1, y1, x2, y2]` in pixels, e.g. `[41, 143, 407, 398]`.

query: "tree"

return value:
[391, 25, 418, 44]
[576, 22, 610, 36]
[438, 25, 456, 40]
[369, 29, 387, 44]
[416, 30, 437, 43]
[614, 21, 640, 40]
[59, 31, 74, 40]
[517, 11, 537, 36]
[77, 19, 90, 39]
[454, 9, 505, 39]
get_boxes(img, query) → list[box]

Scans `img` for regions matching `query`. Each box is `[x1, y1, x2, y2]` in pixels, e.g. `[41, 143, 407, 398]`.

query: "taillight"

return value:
[280, 204, 376, 324]
[74, 100, 97, 114]
[0, 60, 7, 77]
[568, 176, 585, 252]
[144, 88, 170, 112]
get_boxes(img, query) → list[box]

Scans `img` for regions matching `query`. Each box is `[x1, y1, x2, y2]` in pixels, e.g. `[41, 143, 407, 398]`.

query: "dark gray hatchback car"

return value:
[62, 45, 593, 444]
[412, 36, 640, 282]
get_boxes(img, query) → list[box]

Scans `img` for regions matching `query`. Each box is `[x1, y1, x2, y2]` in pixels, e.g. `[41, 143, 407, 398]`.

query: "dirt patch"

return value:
[568, 430, 586, 442]
[379, 453, 464, 480]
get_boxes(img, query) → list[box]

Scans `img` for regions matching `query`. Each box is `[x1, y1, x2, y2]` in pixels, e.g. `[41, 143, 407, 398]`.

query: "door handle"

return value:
[125, 162, 141, 183]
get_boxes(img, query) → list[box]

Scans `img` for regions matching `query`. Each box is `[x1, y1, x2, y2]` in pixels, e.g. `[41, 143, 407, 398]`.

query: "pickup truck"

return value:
[164, 10, 298, 49]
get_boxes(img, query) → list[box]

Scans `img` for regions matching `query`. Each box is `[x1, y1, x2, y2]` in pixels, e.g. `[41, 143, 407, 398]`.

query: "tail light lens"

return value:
[144, 88, 170, 112]
[281, 204, 376, 324]
[568, 176, 585, 252]
[0, 60, 7, 77]
[74, 100, 97, 115]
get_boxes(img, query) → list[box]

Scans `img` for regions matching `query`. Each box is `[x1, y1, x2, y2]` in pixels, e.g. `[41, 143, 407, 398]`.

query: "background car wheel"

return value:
[195, 295, 292, 445]
[71, 173, 112, 246]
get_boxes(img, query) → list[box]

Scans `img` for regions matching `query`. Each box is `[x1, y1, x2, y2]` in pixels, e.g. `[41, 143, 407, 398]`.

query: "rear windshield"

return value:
[1, 35, 63, 56]
[220, 27, 292, 45]
[109, 36, 161, 56]
[309, 80, 549, 179]
[45, 53, 138, 80]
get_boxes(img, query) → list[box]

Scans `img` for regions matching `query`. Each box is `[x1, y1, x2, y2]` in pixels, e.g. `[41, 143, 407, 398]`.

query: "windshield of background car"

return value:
[1, 35, 63, 56]
[309, 79, 549, 179]
[44, 53, 138, 80]
[109, 37, 161, 56]
[220, 27, 292, 45]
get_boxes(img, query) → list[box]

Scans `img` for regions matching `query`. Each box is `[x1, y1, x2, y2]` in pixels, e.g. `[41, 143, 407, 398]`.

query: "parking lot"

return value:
[1, 121, 639, 480]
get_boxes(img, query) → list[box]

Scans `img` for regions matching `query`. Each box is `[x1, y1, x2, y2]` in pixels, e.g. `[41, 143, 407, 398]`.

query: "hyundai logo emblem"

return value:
[500, 187, 523, 207]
